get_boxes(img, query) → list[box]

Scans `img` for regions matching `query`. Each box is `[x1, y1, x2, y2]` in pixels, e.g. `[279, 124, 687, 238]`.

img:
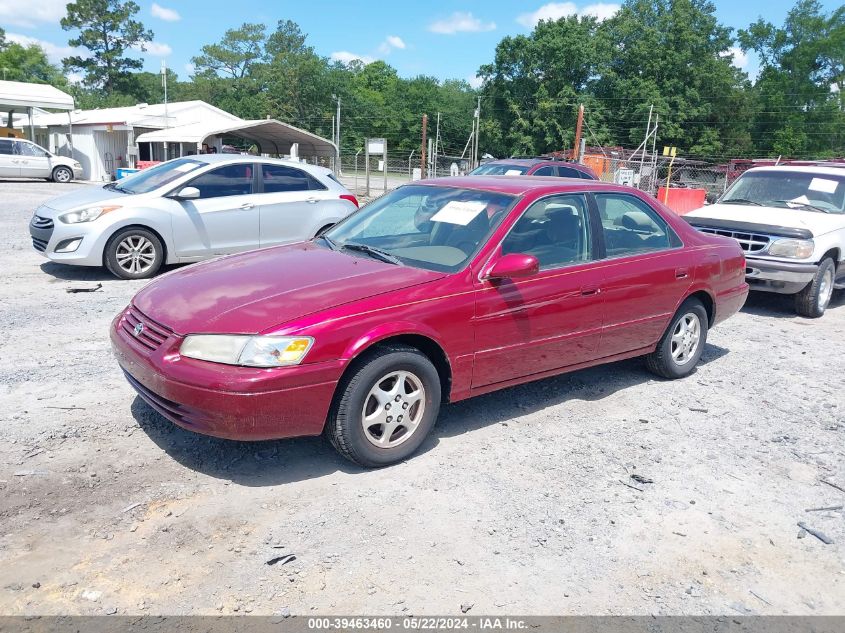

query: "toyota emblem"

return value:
[134, 322, 144, 337]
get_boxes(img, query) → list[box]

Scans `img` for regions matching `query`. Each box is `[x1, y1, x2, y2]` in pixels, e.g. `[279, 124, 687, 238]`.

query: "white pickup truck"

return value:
[685, 165, 845, 318]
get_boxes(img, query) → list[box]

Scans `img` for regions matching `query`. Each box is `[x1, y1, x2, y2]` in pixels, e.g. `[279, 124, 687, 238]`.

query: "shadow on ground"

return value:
[133, 342, 729, 487]
[742, 288, 845, 319]
[40, 261, 184, 282]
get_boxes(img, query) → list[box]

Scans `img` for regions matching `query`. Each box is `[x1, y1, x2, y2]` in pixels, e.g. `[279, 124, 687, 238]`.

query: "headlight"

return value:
[180, 335, 314, 367]
[72, 162, 82, 169]
[59, 205, 121, 224]
[768, 238, 814, 259]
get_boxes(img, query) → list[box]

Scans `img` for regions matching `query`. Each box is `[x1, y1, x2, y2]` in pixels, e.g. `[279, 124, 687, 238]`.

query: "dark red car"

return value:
[470, 158, 598, 180]
[111, 177, 748, 467]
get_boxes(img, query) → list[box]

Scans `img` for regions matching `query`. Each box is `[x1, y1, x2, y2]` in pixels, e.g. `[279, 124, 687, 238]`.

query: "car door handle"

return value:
[239, 203, 254, 210]
[306, 197, 318, 204]
[675, 267, 689, 279]
[580, 285, 601, 296]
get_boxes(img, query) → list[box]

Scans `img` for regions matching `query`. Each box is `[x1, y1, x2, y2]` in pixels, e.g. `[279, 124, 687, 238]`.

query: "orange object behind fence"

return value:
[136, 160, 162, 170]
[657, 187, 707, 215]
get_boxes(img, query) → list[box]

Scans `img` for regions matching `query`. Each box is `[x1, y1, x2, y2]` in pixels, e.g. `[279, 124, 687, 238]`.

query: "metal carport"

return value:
[0, 80, 75, 144]
[135, 118, 337, 162]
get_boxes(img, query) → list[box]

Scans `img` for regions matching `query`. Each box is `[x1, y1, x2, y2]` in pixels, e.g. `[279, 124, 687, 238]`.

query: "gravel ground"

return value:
[1, 180, 844, 616]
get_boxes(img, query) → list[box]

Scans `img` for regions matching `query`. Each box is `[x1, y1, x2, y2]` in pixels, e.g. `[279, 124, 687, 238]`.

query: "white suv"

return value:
[0, 138, 82, 182]
[686, 165, 844, 317]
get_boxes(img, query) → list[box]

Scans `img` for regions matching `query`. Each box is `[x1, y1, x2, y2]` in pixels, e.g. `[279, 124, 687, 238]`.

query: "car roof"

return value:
[746, 165, 845, 177]
[180, 153, 330, 173]
[413, 175, 630, 196]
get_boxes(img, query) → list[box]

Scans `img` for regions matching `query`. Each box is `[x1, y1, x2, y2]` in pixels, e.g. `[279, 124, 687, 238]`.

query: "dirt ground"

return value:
[1, 180, 843, 617]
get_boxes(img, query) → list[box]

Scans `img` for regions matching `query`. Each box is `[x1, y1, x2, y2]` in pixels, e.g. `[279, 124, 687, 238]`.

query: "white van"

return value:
[0, 138, 82, 182]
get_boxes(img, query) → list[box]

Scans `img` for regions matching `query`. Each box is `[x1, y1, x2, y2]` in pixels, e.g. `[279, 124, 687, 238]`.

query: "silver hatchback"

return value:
[29, 155, 359, 279]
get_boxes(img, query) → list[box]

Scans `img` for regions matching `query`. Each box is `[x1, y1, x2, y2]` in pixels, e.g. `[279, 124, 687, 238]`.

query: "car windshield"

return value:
[721, 171, 845, 214]
[469, 163, 529, 176]
[109, 158, 205, 195]
[323, 185, 516, 273]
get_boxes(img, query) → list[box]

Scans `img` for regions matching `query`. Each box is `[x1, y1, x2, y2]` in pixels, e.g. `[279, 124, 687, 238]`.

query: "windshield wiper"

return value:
[341, 242, 403, 265]
[774, 200, 830, 214]
[103, 182, 127, 193]
[721, 198, 763, 206]
[320, 234, 338, 250]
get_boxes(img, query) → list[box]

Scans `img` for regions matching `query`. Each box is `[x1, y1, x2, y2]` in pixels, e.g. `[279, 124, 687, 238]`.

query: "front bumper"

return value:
[110, 306, 344, 441]
[29, 213, 113, 266]
[745, 257, 817, 294]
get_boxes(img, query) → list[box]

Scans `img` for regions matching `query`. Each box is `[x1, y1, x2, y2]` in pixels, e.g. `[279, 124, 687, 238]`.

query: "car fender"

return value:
[96, 208, 176, 263]
[341, 320, 452, 366]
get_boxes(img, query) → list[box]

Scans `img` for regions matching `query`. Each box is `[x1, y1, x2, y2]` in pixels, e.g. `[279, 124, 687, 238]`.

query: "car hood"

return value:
[36, 184, 133, 215]
[686, 203, 845, 235]
[132, 242, 447, 335]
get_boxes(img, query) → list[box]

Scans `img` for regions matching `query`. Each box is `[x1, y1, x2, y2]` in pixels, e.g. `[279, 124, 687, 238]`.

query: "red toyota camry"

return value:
[111, 177, 748, 467]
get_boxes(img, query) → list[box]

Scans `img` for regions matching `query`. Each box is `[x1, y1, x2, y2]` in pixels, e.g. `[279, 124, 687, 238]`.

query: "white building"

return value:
[33, 100, 337, 181]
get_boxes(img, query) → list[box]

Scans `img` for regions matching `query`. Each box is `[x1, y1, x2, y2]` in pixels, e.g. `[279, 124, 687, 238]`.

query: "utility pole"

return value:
[473, 97, 481, 168]
[433, 112, 440, 178]
[161, 59, 169, 160]
[573, 104, 584, 163]
[421, 114, 428, 178]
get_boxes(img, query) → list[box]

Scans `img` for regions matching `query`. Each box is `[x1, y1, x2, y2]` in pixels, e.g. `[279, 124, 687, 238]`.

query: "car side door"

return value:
[256, 164, 332, 247]
[15, 141, 52, 178]
[472, 193, 605, 388]
[168, 162, 260, 258]
[0, 139, 19, 177]
[590, 191, 692, 358]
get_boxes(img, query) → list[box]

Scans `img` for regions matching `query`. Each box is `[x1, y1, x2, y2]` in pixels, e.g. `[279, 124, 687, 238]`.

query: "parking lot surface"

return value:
[1, 180, 843, 615]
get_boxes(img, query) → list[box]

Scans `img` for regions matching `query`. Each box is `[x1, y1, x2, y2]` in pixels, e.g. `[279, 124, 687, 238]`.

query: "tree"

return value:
[60, 0, 153, 94]
[739, 0, 845, 157]
[0, 28, 65, 85]
[192, 23, 266, 79]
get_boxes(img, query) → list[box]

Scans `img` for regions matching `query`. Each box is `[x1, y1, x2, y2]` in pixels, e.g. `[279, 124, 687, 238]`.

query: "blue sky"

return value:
[1, 0, 841, 86]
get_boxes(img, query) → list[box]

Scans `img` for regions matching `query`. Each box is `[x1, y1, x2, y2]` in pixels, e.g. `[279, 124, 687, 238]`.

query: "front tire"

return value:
[795, 258, 835, 318]
[326, 345, 441, 468]
[52, 166, 73, 183]
[104, 227, 164, 280]
[646, 297, 709, 379]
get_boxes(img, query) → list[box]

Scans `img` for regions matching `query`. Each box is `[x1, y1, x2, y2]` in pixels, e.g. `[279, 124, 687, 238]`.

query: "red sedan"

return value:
[111, 177, 748, 467]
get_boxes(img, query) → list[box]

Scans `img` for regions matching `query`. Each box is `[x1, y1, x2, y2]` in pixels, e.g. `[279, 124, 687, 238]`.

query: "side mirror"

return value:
[484, 253, 539, 281]
[173, 186, 200, 200]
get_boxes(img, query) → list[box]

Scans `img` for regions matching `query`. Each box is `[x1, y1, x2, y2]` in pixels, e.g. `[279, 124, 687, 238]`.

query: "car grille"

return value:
[31, 237, 49, 252]
[121, 307, 173, 352]
[696, 227, 771, 253]
[123, 370, 189, 424]
[31, 215, 54, 230]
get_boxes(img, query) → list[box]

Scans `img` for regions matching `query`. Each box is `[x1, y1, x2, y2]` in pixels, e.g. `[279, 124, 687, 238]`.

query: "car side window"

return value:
[188, 164, 254, 199]
[594, 193, 678, 258]
[0, 139, 13, 155]
[502, 194, 591, 270]
[16, 142, 47, 157]
[532, 166, 555, 176]
[261, 164, 325, 193]
[558, 166, 583, 178]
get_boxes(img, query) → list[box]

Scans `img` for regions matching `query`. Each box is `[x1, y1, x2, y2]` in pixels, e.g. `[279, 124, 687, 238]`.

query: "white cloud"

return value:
[467, 75, 483, 89]
[5, 32, 82, 64]
[385, 35, 405, 50]
[517, 2, 619, 28]
[184, 62, 195, 76]
[151, 3, 180, 21]
[832, 83, 841, 94]
[723, 46, 749, 69]
[330, 51, 376, 65]
[132, 41, 173, 57]
[429, 12, 496, 35]
[0, 0, 67, 27]
[67, 72, 84, 85]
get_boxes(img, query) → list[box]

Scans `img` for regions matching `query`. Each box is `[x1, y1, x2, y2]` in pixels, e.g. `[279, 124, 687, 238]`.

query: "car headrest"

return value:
[618, 211, 654, 231]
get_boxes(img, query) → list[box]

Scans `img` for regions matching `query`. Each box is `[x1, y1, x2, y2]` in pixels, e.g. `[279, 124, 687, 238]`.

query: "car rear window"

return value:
[470, 163, 529, 176]
[261, 164, 326, 193]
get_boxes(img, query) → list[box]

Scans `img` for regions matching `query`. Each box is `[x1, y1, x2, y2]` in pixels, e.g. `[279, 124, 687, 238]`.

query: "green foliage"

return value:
[60, 0, 153, 94]
[0, 28, 66, 85]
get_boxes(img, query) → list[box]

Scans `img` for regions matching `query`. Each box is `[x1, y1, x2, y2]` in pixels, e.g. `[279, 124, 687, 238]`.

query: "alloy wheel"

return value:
[670, 312, 701, 366]
[361, 370, 426, 448]
[115, 235, 156, 275]
[818, 268, 834, 312]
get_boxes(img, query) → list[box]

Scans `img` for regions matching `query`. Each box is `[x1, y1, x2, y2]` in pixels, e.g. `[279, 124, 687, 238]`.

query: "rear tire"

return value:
[326, 345, 441, 468]
[52, 166, 73, 183]
[646, 297, 708, 379]
[104, 227, 164, 280]
[795, 258, 835, 318]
